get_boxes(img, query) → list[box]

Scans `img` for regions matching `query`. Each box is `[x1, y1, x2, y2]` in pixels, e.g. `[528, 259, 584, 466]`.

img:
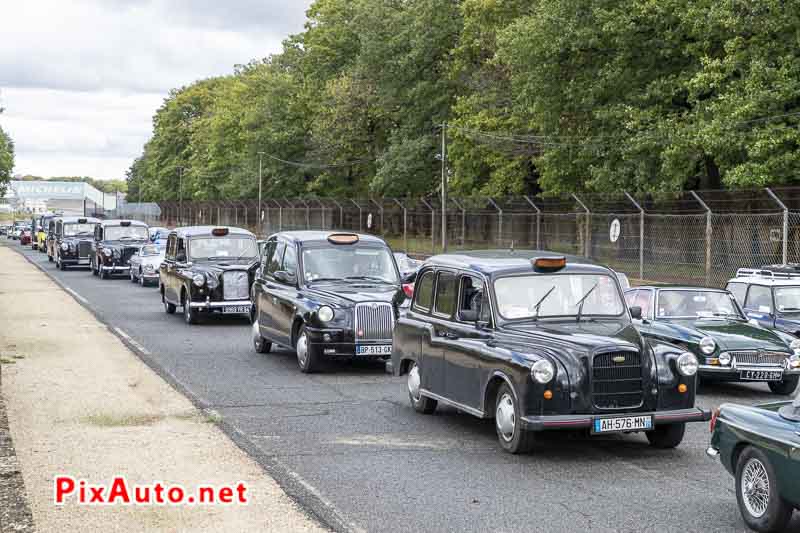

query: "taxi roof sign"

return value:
[532, 256, 566, 271]
[327, 233, 359, 245]
[212, 227, 229, 236]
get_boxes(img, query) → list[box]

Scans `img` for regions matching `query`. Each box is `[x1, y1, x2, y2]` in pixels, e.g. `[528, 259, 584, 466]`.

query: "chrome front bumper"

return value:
[188, 299, 251, 310]
[699, 364, 800, 375]
[100, 265, 131, 273]
[520, 407, 711, 431]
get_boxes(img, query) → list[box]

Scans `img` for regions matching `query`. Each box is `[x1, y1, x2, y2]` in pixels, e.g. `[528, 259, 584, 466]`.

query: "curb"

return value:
[0, 360, 36, 533]
[7, 245, 354, 533]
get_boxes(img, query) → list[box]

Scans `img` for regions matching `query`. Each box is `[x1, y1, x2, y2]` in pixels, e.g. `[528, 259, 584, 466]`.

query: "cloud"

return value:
[0, 0, 312, 179]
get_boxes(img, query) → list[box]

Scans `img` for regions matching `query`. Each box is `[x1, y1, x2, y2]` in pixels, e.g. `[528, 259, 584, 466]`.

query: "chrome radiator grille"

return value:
[222, 271, 249, 300]
[78, 241, 91, 258]
[592, 351, 644, 410]
[354, 303, 394, 341]
[729, 350, 788, 367]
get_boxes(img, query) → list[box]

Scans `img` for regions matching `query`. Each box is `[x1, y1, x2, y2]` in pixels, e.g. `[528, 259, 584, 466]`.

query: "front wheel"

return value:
[767, 375, 799, 395]
[735, 446, 792, 533]
[295, 326, 319, 373]
[251, 320, 272, 354]
[163, 293, 176, 314]
[407, 362, 436, 414]
[130, 269, 137, 283]
[646, 422, 686, 448]
[494, 383, 535, 454]
[183, 297, 197, 325]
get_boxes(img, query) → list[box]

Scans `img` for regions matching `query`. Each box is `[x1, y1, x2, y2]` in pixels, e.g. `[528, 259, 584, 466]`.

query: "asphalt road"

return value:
[7, 239, 800, 533]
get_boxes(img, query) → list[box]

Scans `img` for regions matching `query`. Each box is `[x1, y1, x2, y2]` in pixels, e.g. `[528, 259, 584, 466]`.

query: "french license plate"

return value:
[222, 305, 250, 314]
[592, 415, 653, 434]
[356, 345, 392, 356]
[740, 370, 783, 382]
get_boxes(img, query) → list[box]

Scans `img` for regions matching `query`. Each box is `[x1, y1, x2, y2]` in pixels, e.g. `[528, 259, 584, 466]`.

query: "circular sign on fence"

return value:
[609, 218, 621, 243]
[367, 213, 373, 230]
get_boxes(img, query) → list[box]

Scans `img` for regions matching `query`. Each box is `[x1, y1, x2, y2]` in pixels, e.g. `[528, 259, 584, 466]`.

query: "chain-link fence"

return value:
[110, 187, 800, 288]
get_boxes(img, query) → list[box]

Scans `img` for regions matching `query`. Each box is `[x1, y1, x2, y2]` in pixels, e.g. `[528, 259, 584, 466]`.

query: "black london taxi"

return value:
[392, 250, 710, 454]
[159, 226, 259, 324]
[53, 216, 100, 270]
[90, 219, 150, 279]
[250, 231, 403, 373]
[625, 285, 800, 395]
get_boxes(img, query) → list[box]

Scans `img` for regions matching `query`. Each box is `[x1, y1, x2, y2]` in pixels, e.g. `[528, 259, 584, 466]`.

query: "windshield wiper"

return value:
[345, 275, 394, 284]
[530, 285, 557, 321]
[574, 282, 598, 322]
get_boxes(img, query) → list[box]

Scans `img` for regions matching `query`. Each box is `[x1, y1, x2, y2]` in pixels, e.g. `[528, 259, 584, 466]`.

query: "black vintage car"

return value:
[53, 216, 100, 270]
[251, 231, 402, 373]
[159, 226, 259, 324]
[392, 251, 710, 453]
[625, 286, 800, 395]
[90, 219, 150, 279]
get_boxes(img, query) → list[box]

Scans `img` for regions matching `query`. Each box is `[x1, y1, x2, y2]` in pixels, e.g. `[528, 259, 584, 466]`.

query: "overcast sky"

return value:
[0, 0, 313, 180]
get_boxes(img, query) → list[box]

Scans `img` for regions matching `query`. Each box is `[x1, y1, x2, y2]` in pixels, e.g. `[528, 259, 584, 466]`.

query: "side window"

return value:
[624, 290, 638, 308]
[267, 242, 286, 276]
[176, 238, 187, 262]
[727, 282, 747, 305]
[413, 271, 435, 312]
[634, 290, 653, 318]
[458, 275, 485, 322]
[745, 285, 773, 313]
[282, 244, 298, 275]
[434, 272, 457, 318]
[262, 239, 277, 271]
[166, 235, 176, 260]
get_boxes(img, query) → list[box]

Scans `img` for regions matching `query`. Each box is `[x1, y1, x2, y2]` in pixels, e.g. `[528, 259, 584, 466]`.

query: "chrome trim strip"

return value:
[419, 388, 486, 418]
[189, 300, 251, 309]
[100, 265, 130, 271]
[718, 418, 800, 450]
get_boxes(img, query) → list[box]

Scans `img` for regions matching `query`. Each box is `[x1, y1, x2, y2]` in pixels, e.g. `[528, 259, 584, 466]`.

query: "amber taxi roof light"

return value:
[327, 233, 359, 245]
[212, 227, 229, 236]
[532, 256, 567, 271]
[120, 220, 132, 227]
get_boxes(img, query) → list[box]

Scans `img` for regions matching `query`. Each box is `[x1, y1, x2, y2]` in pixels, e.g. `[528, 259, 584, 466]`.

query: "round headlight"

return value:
[718, 352, 731, 366]
[192, 273, 205, 287]
[318, 306, 334, 323]
[531, 359, 555, 384]
[102, 248, 112, 256]
[790, 339, 800, 353]
[677, 352, 699, 377]
[699, 337, 716, 355]
[60, 242, 68, 251]
[788, 354, 800, 369]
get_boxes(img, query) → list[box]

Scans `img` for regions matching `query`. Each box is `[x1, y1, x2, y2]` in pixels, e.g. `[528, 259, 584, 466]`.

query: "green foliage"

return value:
[131, 0, 800, 200]
[0, 124, 13, 198]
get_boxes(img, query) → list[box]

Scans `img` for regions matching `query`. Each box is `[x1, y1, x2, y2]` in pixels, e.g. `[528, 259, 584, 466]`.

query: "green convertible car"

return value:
[707, 395, 800, 532]
[625, 286, 800, 395]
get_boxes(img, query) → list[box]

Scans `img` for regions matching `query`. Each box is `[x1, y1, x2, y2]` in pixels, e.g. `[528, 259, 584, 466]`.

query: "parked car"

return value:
[392, 250, 709, 453]
[30, 216, 40, 249]
[129, 243, 166, 286]
[626, 286, 800, 395]
[36, 212, 57, 253]
[251, 231, 402, 372]
[19, 226, 32, 245]
[90, 220, 150, 279]
[53, 217, 100, 270]
[45, 218, 58, 261]
[707, 393, 800, 532]
[394, 252, 423, 278]
[159, 226, 259, 324]
[727, 268, 800, 337]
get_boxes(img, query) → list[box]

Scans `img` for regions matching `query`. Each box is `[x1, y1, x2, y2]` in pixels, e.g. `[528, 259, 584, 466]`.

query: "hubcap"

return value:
[296, 332, 308, 367]
[407, 365, 421, 401]
[496, 393, 516, 442]
[741, 458, 770, 518]
[252, 320, 262, 348]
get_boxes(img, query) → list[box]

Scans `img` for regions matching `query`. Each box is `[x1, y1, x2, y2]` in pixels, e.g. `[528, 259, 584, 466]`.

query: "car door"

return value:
[743, 284, 775, 328]
[260, 240, 286, 343]
[440, 273, 489, 410]
[162, 234, 178, 303]
[271, 241, 298, 347]
[411, 269, 444, 394]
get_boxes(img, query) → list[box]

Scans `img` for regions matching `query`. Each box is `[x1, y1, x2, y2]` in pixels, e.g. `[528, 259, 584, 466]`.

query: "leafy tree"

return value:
[0, 125, 13, 198]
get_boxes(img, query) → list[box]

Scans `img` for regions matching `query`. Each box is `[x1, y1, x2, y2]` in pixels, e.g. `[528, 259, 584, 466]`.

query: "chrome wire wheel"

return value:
[407, 364, 421, 401]
[296, 331, 309, 368]
[495, 392, 516, 443]
[741, 458, 770, 518]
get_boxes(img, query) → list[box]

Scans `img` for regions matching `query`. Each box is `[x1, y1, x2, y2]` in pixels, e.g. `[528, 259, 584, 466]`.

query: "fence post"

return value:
[370, 198, 384, 235]
[487, 198, 503, 246]
[420, 198, 435, 254]
[572, 193, 591, 257]
[524, 196, 541, 250]
[691, 191, 712, 285]
[393, 199, 408, 252]
[450, 198, 466, 248]
[217, 206, 221, 226]
[350, 200, 363, 232]
[314, 199, 325, 230]
[330, 199, 343, 229]
[274, 199, 283, 232]
[297, 198, 310, 229]
[625, 192, 645, 281]
[765, 188, 788, 265]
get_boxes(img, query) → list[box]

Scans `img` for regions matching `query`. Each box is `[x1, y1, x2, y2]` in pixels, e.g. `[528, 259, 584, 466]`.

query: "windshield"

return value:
[494, 273, 624, 319]
[656, 290, 742, 319]
[302, 246, 399, 284]
[139, 244, 164, 256]
[104, 225, 149, 240]
[189, 237, 257, 260]
[63, 223, 95, 236]
[774, 286, 800, 312]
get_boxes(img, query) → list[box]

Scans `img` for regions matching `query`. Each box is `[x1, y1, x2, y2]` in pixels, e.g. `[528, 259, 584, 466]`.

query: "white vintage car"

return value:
[129, 243, 166, 286]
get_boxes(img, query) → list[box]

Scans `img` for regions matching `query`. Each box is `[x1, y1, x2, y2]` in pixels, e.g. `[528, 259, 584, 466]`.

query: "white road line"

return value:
[63, 286, 90, 305]
[113, 327, 152, 356]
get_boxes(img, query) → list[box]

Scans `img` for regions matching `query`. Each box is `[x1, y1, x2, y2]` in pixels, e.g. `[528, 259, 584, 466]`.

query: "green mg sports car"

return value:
[625, 286, 800, 395]
[707, 394, 800, 532]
